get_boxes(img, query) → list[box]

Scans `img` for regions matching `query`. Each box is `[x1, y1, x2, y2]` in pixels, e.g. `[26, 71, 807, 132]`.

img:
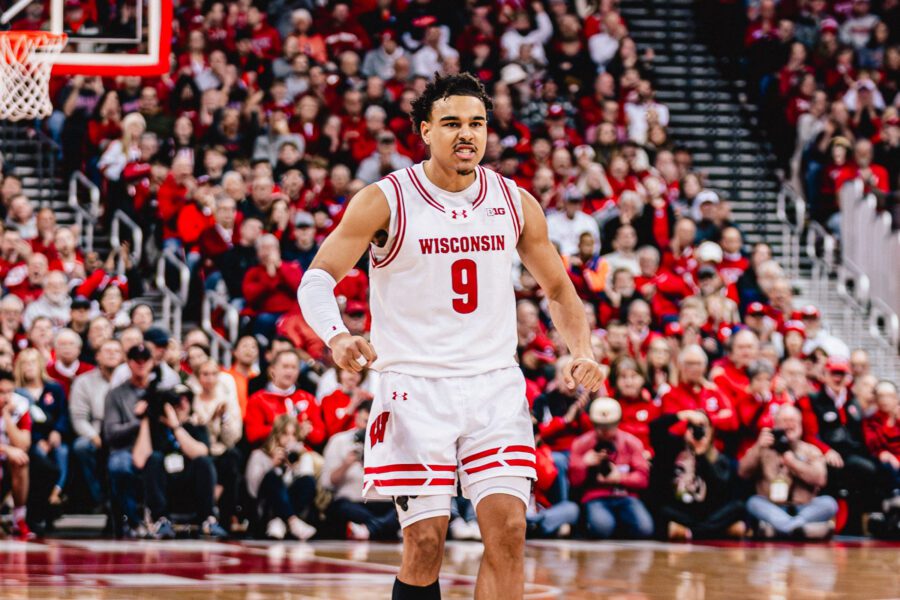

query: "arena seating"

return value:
[0, 0, 897, 543]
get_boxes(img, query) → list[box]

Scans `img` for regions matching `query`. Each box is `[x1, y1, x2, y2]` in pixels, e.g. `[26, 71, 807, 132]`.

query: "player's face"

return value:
[421, 95, 488, 176]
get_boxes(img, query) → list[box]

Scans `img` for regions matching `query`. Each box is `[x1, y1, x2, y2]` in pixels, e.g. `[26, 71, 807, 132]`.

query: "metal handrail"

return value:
[109, 209, 143, 274]
[155, 248, 190, 341]
[201, 292, 240, 368]
[68, 171, 100, 252]
[776, 183, 806, 278]
[870, 297, 900, 350]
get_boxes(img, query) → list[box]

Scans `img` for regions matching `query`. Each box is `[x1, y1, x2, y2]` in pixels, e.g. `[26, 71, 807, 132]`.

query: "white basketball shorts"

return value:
[362, 366, 537, 500]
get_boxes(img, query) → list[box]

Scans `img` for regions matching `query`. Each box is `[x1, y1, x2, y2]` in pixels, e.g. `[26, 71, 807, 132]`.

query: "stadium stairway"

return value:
[620, 0, 900, 378]
[0, 120, 167, 327]
[0, 122, 73, 226]
[619, 0, 784, 255]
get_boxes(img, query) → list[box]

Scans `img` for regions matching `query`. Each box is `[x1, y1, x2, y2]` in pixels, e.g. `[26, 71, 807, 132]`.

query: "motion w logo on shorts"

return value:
[369, 412, 390, 448]
[391, 391, 408, 401]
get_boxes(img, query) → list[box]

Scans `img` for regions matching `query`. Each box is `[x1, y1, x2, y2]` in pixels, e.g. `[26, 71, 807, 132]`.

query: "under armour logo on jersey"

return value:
[451, 209, 468, 219]
[486, 207, 506, 216]
[369, 411, 390, 448]
[391, 391, 408, 401]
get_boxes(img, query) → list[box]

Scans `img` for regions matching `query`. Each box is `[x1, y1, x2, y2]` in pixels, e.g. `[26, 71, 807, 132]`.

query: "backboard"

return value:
[3, 0, 171, 76]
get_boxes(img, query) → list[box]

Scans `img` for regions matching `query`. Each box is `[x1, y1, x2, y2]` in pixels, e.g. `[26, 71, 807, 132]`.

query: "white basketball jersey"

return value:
[369, 162, 524, 378]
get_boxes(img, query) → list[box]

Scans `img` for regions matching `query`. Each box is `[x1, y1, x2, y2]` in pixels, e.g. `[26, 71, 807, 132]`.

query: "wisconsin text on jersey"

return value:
[417, 235, 507, 255]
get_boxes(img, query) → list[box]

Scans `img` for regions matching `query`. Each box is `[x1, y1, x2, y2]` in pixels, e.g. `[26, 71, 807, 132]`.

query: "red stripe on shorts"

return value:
[504, 445, 536, 455]
[460, 447, 502, 465]
[463, 461, 503, 474]
[504, 459, 537, 468]
[364, 464, 456, 475]
[463, 458, 536, 475]
[371, 478, 456, 487]
[461, 445, 536, 465]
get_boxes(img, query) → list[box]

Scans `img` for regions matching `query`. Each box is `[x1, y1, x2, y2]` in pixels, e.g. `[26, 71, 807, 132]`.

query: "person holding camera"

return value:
[650, 411, 746, 541]
[739, 405, 837, 539]
[244, 413, 318, 540]
[321, 400, 399, 540]
[735, 360, 794, 458]
[662, 345, 738, 448]
[131, 382, 227, 539]
[569, 397, 654, 539]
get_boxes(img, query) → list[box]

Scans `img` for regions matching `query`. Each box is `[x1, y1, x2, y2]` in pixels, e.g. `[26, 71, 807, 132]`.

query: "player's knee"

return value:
[404, 522, 446, 568]
[484, 513, 526, 559]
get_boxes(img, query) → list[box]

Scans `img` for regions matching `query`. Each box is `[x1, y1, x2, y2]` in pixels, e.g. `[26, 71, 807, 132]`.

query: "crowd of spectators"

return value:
[0, 0, 898, 543]
[710, 0, 900, 232]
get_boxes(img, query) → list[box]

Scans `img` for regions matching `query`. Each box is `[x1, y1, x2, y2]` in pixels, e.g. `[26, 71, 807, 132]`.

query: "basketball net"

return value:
[0, 31, 67, 121]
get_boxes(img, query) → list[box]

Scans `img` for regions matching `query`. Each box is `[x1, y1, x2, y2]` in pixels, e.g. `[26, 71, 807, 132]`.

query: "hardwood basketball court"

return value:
[1, 538, 898, 599]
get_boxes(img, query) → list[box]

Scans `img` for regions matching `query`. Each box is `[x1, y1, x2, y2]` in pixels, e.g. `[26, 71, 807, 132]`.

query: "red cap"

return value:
[381, 29, 397, 41]
[820, 18, 839, 35]
[473, 33, 492, 46]
[783, 320, 806, 338]
[345, 300, 368, 315]
[412, 15, 438, 28]
[526, 335, 557, 363]
[746, 302, 767, 316]
[664, 322, 683, 338]
[887, 116, 900, 127]
[547, 104, 565, 119]
[799, 304, 820, 319]
[825, 357, 851, 374]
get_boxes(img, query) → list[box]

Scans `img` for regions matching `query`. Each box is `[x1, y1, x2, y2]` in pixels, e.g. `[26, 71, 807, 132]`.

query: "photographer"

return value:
[739, 405, 837, 539]
[735, 360, 794, 458]
[244, 414, 318, 540]
[569, 398, 653, 539]
[321, 400, 399, 540]
[650, 411, 746, 541]
[131, 384, 227, 540]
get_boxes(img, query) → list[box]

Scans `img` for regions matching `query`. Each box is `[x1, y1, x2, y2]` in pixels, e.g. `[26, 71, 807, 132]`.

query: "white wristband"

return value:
[297, 268, 350, 345]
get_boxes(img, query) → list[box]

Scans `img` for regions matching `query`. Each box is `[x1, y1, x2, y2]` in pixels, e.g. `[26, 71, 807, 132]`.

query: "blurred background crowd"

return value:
[0, 0, 898, 543]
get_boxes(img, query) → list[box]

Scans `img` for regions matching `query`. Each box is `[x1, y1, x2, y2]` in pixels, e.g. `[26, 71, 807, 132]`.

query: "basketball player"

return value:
[298, 73, 605, 600]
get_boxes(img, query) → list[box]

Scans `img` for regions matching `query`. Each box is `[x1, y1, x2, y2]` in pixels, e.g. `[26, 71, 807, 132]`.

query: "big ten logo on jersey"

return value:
[369, 412, 390, 448]
[486, 207, 506, 217]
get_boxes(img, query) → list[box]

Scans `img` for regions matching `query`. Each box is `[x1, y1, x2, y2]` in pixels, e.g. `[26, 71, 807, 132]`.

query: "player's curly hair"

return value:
[410, 72, 493, 134]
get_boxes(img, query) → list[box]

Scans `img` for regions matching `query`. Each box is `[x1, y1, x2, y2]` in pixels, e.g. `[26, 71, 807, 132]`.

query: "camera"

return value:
[146, 382, 191, 423]
[771, 428, 791, 454]
[286, 450, 301, 464]
[689, 423, 706, 441]
[593, 439, 616, 478]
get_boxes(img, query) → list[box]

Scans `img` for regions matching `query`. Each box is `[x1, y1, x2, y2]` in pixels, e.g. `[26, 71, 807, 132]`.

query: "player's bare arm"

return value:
[298, 184, 389, 373]
[516, 188, 607, 392]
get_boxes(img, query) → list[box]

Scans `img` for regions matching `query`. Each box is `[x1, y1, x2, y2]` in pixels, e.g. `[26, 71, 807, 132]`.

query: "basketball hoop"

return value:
[0, 31, 67, 121]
